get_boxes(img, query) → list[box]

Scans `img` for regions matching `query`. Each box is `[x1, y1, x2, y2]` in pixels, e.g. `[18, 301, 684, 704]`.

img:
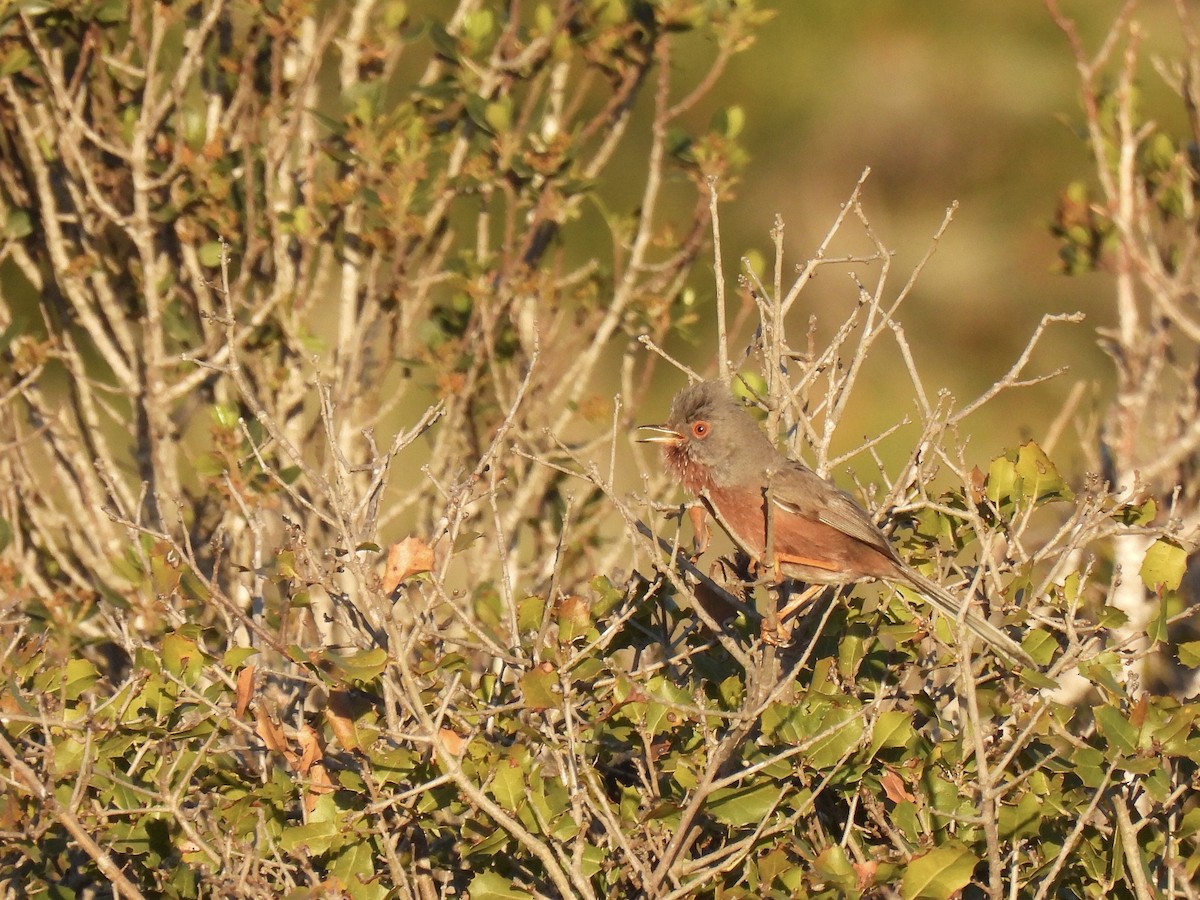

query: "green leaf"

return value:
[0, 47, 32, 79]
[1070, 748, 1104, 787]
[708, 782, 780, 827]
[998, 792, 1041, 840]
[1094, 704, 1138, 756]
[463, 7, 494, 41]
[519, 664, 558, 711]
[5, 208, 32, 239]
[1080, 653, 1125, 696]
[383, 1, 408, 29]
[1021, 628, 1059, 666]
[211, 402, 239, 429]
[589, 575, 624, 617]
[1114, 497, 1156, 526]
[837, 631, 867, 680]
[517, 595, 546, 632]
[324, 648, 389, 683]
[1140, 539, 1186, 593]
[1177, 641, 1200, 668]
[198, 241, 224, 267]
[224, 647, 259, 669]
[1017, 666, 1058, 691]
[1015, 441, 1072, 502]
[488, 759, 526, 813]
[280, 820, 338, 855]
[901, 841, 978, 900]
[1147, 597, 1170, 644]
[331, 838, 386, 900]
[1179, 806, 1200, 840]
[63, 658, 100, 701]
[731, 371, 767, 408]
[162, 631, 205, 684]
[718, 675, 743, 709]
[483, 98, 512, 134]
[579, 842, 604, 877]
[466, 872, 533, 900]
[985, 455, 1018, 504]
[715, 105, 745, 139]
[1097, 604, 1129, 629]
[94, 0, 128, 24]
[807, 706, 866, 770]
[453, 531, 485, 553]
[812, 843, 856, 888]
[867, 709, 913, 758]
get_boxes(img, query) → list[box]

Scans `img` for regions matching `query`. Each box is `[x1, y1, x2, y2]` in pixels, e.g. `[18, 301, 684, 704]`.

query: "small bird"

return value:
[638, 380, 1033, 666]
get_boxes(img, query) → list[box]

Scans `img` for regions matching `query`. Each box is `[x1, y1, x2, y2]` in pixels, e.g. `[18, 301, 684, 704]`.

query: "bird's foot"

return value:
[760, 618, 794, 647]
[776, 583, 826, 622]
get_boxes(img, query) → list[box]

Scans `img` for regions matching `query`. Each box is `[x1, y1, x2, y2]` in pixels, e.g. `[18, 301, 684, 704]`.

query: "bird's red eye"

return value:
[691, 420, 710, 439]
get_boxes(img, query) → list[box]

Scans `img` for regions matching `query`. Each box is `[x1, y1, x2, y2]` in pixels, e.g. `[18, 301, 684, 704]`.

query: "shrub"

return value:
[0, 2, 1197, 897]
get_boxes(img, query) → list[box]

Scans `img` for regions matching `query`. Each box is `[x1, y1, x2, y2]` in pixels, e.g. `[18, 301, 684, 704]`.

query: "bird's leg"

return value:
[762, 479, 780, 580]
[776, 584, 826, 623]
[760, 584, 825, 646]
[686, 503, 711, 559]
[759, 481, 781, 642]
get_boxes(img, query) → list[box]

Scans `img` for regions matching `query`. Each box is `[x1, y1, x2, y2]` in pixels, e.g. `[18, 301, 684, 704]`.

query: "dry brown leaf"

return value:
[304, 762, 336, 815]
[255, 705, 297, 766]
[555, 594, 589, 625]
[235, 664, 255, 719]
[1130, 692, 1148, 728]
[880, 768, 915, 804]
[325, 691, 360, 752]
[968, 465, 987, 504]
[438, 727, 467, 756]
[854, 860, 878, 890]
[383, 536, 435, 593]
[298, 722, 323, 776]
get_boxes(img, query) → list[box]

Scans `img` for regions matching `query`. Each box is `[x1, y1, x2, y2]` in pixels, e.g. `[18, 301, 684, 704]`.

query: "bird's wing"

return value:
[767, 461, 898, 559]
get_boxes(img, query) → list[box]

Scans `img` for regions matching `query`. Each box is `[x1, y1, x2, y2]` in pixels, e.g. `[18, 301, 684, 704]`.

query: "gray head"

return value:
[637, 380, 778, 492]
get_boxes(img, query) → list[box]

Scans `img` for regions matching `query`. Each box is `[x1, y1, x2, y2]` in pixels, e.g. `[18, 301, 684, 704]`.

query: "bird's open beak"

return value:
[635, 424, 683, 444]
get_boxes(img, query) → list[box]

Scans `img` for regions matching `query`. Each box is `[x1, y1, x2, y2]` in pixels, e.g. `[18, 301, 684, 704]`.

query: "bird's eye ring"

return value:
[691, 420, 710, 439]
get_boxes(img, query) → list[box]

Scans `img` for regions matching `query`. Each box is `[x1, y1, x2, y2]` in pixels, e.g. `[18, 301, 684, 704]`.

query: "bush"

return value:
[0, 2, 1197, 897]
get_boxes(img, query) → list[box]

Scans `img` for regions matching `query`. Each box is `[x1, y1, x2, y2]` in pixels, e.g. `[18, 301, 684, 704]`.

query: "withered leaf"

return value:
[383, 536, 435, 593]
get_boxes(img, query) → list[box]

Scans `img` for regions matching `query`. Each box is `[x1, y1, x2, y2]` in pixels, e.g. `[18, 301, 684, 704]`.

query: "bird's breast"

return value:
[663, 444, 716, 494]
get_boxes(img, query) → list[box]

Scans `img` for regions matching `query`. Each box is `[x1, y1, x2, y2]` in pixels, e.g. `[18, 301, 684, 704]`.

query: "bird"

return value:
[637, 379, 1034, 666]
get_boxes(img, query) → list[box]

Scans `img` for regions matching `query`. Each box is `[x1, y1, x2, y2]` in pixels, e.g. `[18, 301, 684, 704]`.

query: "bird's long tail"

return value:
[898, 568, 1035, 668]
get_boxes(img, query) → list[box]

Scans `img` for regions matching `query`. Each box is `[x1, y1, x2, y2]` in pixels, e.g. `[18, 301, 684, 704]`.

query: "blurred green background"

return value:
[659, 0, 1188, 475]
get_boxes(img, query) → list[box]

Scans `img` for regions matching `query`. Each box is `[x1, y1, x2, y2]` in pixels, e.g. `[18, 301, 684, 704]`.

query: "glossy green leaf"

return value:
[708, 782, 780, 827]
[985, 455, 1018, 504]
[324, 648, 389, 683]
[867, 709, 913, 758]
[812, 843, 856, 888]
[466, 873, 533, 900]
[901, 842, 978, 900]
[1178, 641, 1200, 668]
[162, 631, 204, 684]
[63, 658, 100, 701]
[1094, 704, 1138, 755]
[1140, 539, 1186, 593]
[998, 792, 1041, 840]
[1015, 441, 1072, 502]
[517, 595, 546, 632]
[519, 665, 558, 710]
[5, 208, 32, 239]
[488, 760, 526, 813]
[280, 820, 338, 855]
[589, 575, 624, 617]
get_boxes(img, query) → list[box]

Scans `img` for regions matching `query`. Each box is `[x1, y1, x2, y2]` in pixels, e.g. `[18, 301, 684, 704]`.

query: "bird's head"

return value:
[636, 380, 774, 492]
